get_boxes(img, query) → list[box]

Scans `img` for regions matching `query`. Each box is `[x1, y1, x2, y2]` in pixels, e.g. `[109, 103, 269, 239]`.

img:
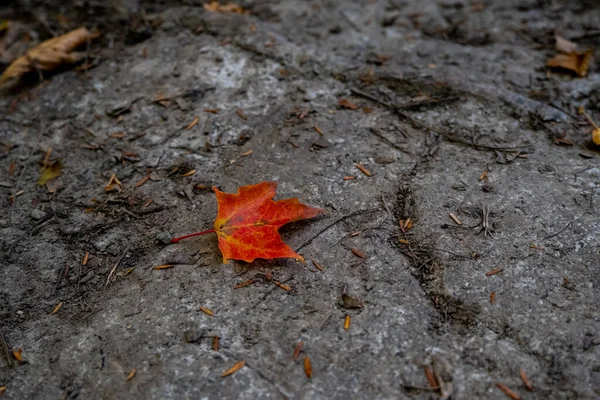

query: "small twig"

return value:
[370, 127, 408, 152]
[539, 212, 590, 241]
[105, 247, 129, 287]
[435, 248, 472, 259]
[0, 328, 13, 368]
[295, 209, 381, 252]
[478, 204, 494, 238]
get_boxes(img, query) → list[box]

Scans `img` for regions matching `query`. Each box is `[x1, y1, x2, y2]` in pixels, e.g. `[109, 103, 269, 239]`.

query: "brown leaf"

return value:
[546, 49, 593, 77]
[338, 98, 358, 110]
[311, 257, 325, 271]
[12, 348, 23, 363]
[496, 383, 520, 400]
[135, 175, 150, 187]
[126, 369, 136, 381]
[204, 1, 249, 14]
[199, 307, 214, 316]
[234, 279, 254, 289]
[292, 341, 303, 360]
[355, 163, 372, 177]
[153, 264, 174, 270]
[0, 28, 99, 85]
[519, 368, 533, 391]
[351, 248, 366, 258]
[424, 366, 438, 388]
[212, 336, 220, 350]
[37, 160, 62, 186]
[304, 356, 312, 378]
[273, 280, 292, 291]
[222, 360, 245, 377]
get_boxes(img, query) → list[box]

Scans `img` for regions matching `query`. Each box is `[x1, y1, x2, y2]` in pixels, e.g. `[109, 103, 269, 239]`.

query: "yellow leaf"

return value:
[593, 128, 600, 145]
[546, 49, 593, 77]
[37, 160, 62, 186]
[222, 360, 245, 377]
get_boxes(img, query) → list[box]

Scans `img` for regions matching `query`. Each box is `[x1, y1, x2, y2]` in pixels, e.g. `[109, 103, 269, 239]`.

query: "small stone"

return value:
[30, 209, 47, 220]
[375, 154, 396, 164]
[157, 231, 172, 244]
[107, 243, 121, 256]
[183, 330, 206, 343]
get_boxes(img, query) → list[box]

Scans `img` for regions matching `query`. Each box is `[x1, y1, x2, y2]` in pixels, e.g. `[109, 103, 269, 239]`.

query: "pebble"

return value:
[30, 209, 47, 220]
[157, 231, 172, 244]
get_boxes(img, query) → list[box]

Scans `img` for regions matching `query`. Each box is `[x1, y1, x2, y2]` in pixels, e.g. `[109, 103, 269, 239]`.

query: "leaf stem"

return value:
[170, 229, 215, 243]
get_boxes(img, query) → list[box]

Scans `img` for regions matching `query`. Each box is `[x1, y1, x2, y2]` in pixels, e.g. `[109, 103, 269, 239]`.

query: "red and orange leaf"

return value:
[212, 182, 322, 263]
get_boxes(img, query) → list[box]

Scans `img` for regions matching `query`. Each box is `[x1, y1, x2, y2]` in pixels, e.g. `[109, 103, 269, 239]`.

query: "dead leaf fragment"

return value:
[212, 336, 220, 350]
[186, 116, 200, 130]
[181, 169, 196, 177]
[37, 160, 62, 186]
[12, 348, 23, 363]
[234, 279, 254, 289]
[82, 252, 89, 266]
[0, 27, 99, 85]
[153, 264, 174, 270]
[424, 366, 438, 388]
[555, 33, 577, 54]
[351, 248, 366, 258]
[496, 383, 521, 400]
[449, 213, 462, 225]
[126, 369, 136, 381]
[104, 173, 124, 192]
[485, 267, 503, 277]
[222, 360, 245, 377]
[338, 98, 358, 110]
[490, 291, 496, 304]
[314, 126, 323, 136]
[547, 49, 593, 77]
[292, 341, 303, 360]
[344, 315, 351, 330]
[274, 280, 292, 291]
[0, 386, 6, 396]
[135, 175, 150, 187]
[519, 368, 533, 391]
[51, 302, 63, 314]
[204, 1, 249, 14]
[311, 257, 325, 271]
[593, 128, 600, 145]
[355, 163, 372, 177]
[304, 356, 312, 378]
[235, 109, 247, 120]
[200, 307, 214, 316]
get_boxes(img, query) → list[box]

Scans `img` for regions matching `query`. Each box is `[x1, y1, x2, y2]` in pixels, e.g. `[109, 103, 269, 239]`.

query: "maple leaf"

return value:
[171, 182, 323, 263]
